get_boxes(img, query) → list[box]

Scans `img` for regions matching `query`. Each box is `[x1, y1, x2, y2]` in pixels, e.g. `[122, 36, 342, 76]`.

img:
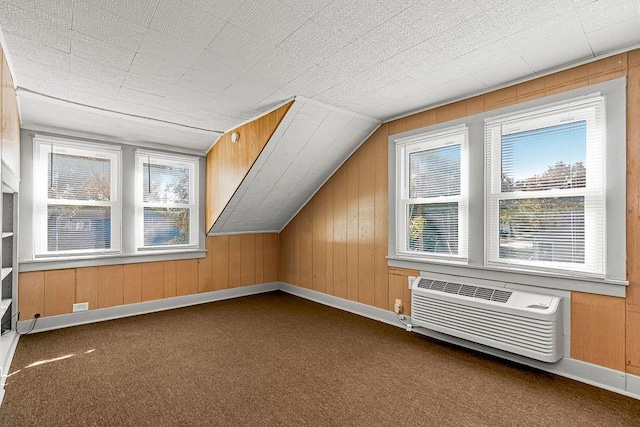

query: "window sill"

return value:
[19, 249, 207, 272]
[387, 256, 627, 297]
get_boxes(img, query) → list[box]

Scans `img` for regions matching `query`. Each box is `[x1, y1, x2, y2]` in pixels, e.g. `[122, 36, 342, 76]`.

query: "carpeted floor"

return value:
[0, 291, 638, 426]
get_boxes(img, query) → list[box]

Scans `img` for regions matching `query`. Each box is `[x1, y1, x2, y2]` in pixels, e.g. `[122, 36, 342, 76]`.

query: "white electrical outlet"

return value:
[73, 302, 89, 312]
[394, 299, 402, 314]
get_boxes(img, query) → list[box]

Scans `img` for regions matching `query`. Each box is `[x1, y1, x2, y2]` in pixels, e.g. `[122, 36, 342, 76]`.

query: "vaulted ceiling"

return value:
[0, 0, 638, 152]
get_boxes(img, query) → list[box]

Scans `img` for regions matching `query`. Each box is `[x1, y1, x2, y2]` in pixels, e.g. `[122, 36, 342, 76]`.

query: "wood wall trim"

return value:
[205, 101, 293, 232]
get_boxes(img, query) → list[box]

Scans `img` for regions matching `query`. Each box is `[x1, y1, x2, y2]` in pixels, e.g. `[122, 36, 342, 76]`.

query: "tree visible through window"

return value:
[136, 151, 198, 250]
[396, 125, 468, 262]
[486, 97, 605, 275]
[33, 138, 121, 256]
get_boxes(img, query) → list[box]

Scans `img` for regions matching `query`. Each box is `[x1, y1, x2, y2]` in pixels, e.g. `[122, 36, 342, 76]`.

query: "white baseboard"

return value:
[16, 282, 280, 334]
[4, 281, 640, 403]
[278, 283, 640, 400]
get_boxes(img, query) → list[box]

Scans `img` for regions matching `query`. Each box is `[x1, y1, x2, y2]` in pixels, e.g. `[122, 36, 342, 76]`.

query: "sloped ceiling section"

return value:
[209, 97, 380, 234]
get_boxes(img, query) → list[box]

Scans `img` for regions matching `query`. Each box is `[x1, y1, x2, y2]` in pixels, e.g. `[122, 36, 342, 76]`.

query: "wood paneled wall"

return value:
[1, 48, 20, 177]
[279, 50, 640, 374]
[205, 102, 293, 232]
[18, 233, 278, 319]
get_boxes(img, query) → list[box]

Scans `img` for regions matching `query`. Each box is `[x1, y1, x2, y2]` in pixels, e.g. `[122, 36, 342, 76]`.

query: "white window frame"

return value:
[485, 96, 605, 277]
[395, 125, 469, 263]
[135, 150, 199, 252]
[33, 136, 122, 258]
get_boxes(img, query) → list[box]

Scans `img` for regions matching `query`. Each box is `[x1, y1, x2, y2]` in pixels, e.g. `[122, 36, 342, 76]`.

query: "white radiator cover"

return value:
[410, 277, 563, 363]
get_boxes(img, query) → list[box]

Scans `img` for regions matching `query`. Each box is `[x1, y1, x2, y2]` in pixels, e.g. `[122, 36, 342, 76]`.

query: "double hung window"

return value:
[135, 151, 199, 251]
[396, 125, 468, 262]
[485, 96, 605, 276]
[33, 137, 121, 257]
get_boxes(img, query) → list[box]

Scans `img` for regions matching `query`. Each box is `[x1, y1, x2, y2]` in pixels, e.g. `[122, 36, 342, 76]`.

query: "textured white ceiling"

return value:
[0, 0, 638, 151]
[210, 97, 380, 233]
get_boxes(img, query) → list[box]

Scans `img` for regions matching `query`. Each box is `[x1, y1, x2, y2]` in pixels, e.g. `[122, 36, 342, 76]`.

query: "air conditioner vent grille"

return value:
[416, 278, 512, 304]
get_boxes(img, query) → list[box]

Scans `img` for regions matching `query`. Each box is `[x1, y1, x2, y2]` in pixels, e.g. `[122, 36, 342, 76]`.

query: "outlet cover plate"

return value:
[73, 302, 89, 312]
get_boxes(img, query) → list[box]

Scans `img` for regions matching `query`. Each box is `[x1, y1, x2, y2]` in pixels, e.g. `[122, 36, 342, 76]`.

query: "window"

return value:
[33, 137, 121, 257]
[135, 150, 199, 251]
[396, 125, 468, 262]
[485, 96, 605, 276]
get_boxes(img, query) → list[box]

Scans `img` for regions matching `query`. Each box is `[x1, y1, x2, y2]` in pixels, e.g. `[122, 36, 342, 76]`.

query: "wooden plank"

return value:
[436, 101, 467, 124]
[76, 267, 98, 310]
[325, 178, 334, 296]
[571, 292, 626, 371]
[626, 56, 640, 309]
[240, 234, 256, 286]
[205, 101, 293, 230]
[97, 265, 124, 309]
[163, 261, 177, 298]
[198, 236, 214, 293]
[402, 269, 419, 316]
[263, 233, 278, 282]
[544, 63, 590, 95]
[483, 86, 518, 112]
[626, 309, 640, 370]
[294, 215, 301, 286]
[388, 271, 405, 314]
[18, 271, 45, 320]
[404, 110, 436, 132]
[44, 269, 75, 317]
[358, 139, 375, 306]
[515, 78, 546, 103]
[255, 233, 264, 284]
[279, 226, 292, 283]
[312, 187, 326, 293]
[123, 263, 142, 305]
[228, 234, 242, 288]
[346, 154, 359, 301]
[212, 235, 230, 290]
[141, 262, 164, 302]
[299, 205, 313, 289]
[176, 259, 198, 296]
[333, 166, 348, 298]
[373, 124, 389, 309]
[588, 52, 627, 84]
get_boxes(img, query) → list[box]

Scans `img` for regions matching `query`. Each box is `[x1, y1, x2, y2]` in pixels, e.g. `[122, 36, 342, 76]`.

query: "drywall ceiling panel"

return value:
[209, 97, 380, 234]
[72, 1, 147, 51]
[69, 55, 128, 86]
[71, 31, 136, 71]
[230, 0, 307, 46]
[128, 54, 187, 84]
[149, 0, 225, 49]
[587, 18, 640, 55]
[18, 93, 219, 153]
[576, 0, 639, 33]
[1, 0, 72, 28]
[83, 0, 160, 27]
[0, 2, 71, 52]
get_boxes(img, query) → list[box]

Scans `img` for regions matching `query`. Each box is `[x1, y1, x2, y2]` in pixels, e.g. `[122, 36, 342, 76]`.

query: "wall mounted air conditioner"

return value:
[410, 277, 563, 363]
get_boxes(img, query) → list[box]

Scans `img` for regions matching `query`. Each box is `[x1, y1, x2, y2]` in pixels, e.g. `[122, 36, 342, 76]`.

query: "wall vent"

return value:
[410, 277, 563, 363]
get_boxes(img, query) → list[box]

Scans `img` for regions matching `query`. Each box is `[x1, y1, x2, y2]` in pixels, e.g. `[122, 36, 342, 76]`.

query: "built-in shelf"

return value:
[0, 298, 10, 319]
[1, 268, 11, 281]
[1, 232, 11, 239]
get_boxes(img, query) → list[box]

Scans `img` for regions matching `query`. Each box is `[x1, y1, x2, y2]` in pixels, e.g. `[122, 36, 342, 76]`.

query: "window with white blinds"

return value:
[396, 125, 468, 262]
[33, 137, 121, 257]
[135, 150, 199, 251]
[485, 96, 605, 276]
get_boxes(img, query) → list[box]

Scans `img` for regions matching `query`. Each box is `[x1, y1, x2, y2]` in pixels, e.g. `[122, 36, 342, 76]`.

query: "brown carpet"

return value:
[0, 291, 638, 426]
